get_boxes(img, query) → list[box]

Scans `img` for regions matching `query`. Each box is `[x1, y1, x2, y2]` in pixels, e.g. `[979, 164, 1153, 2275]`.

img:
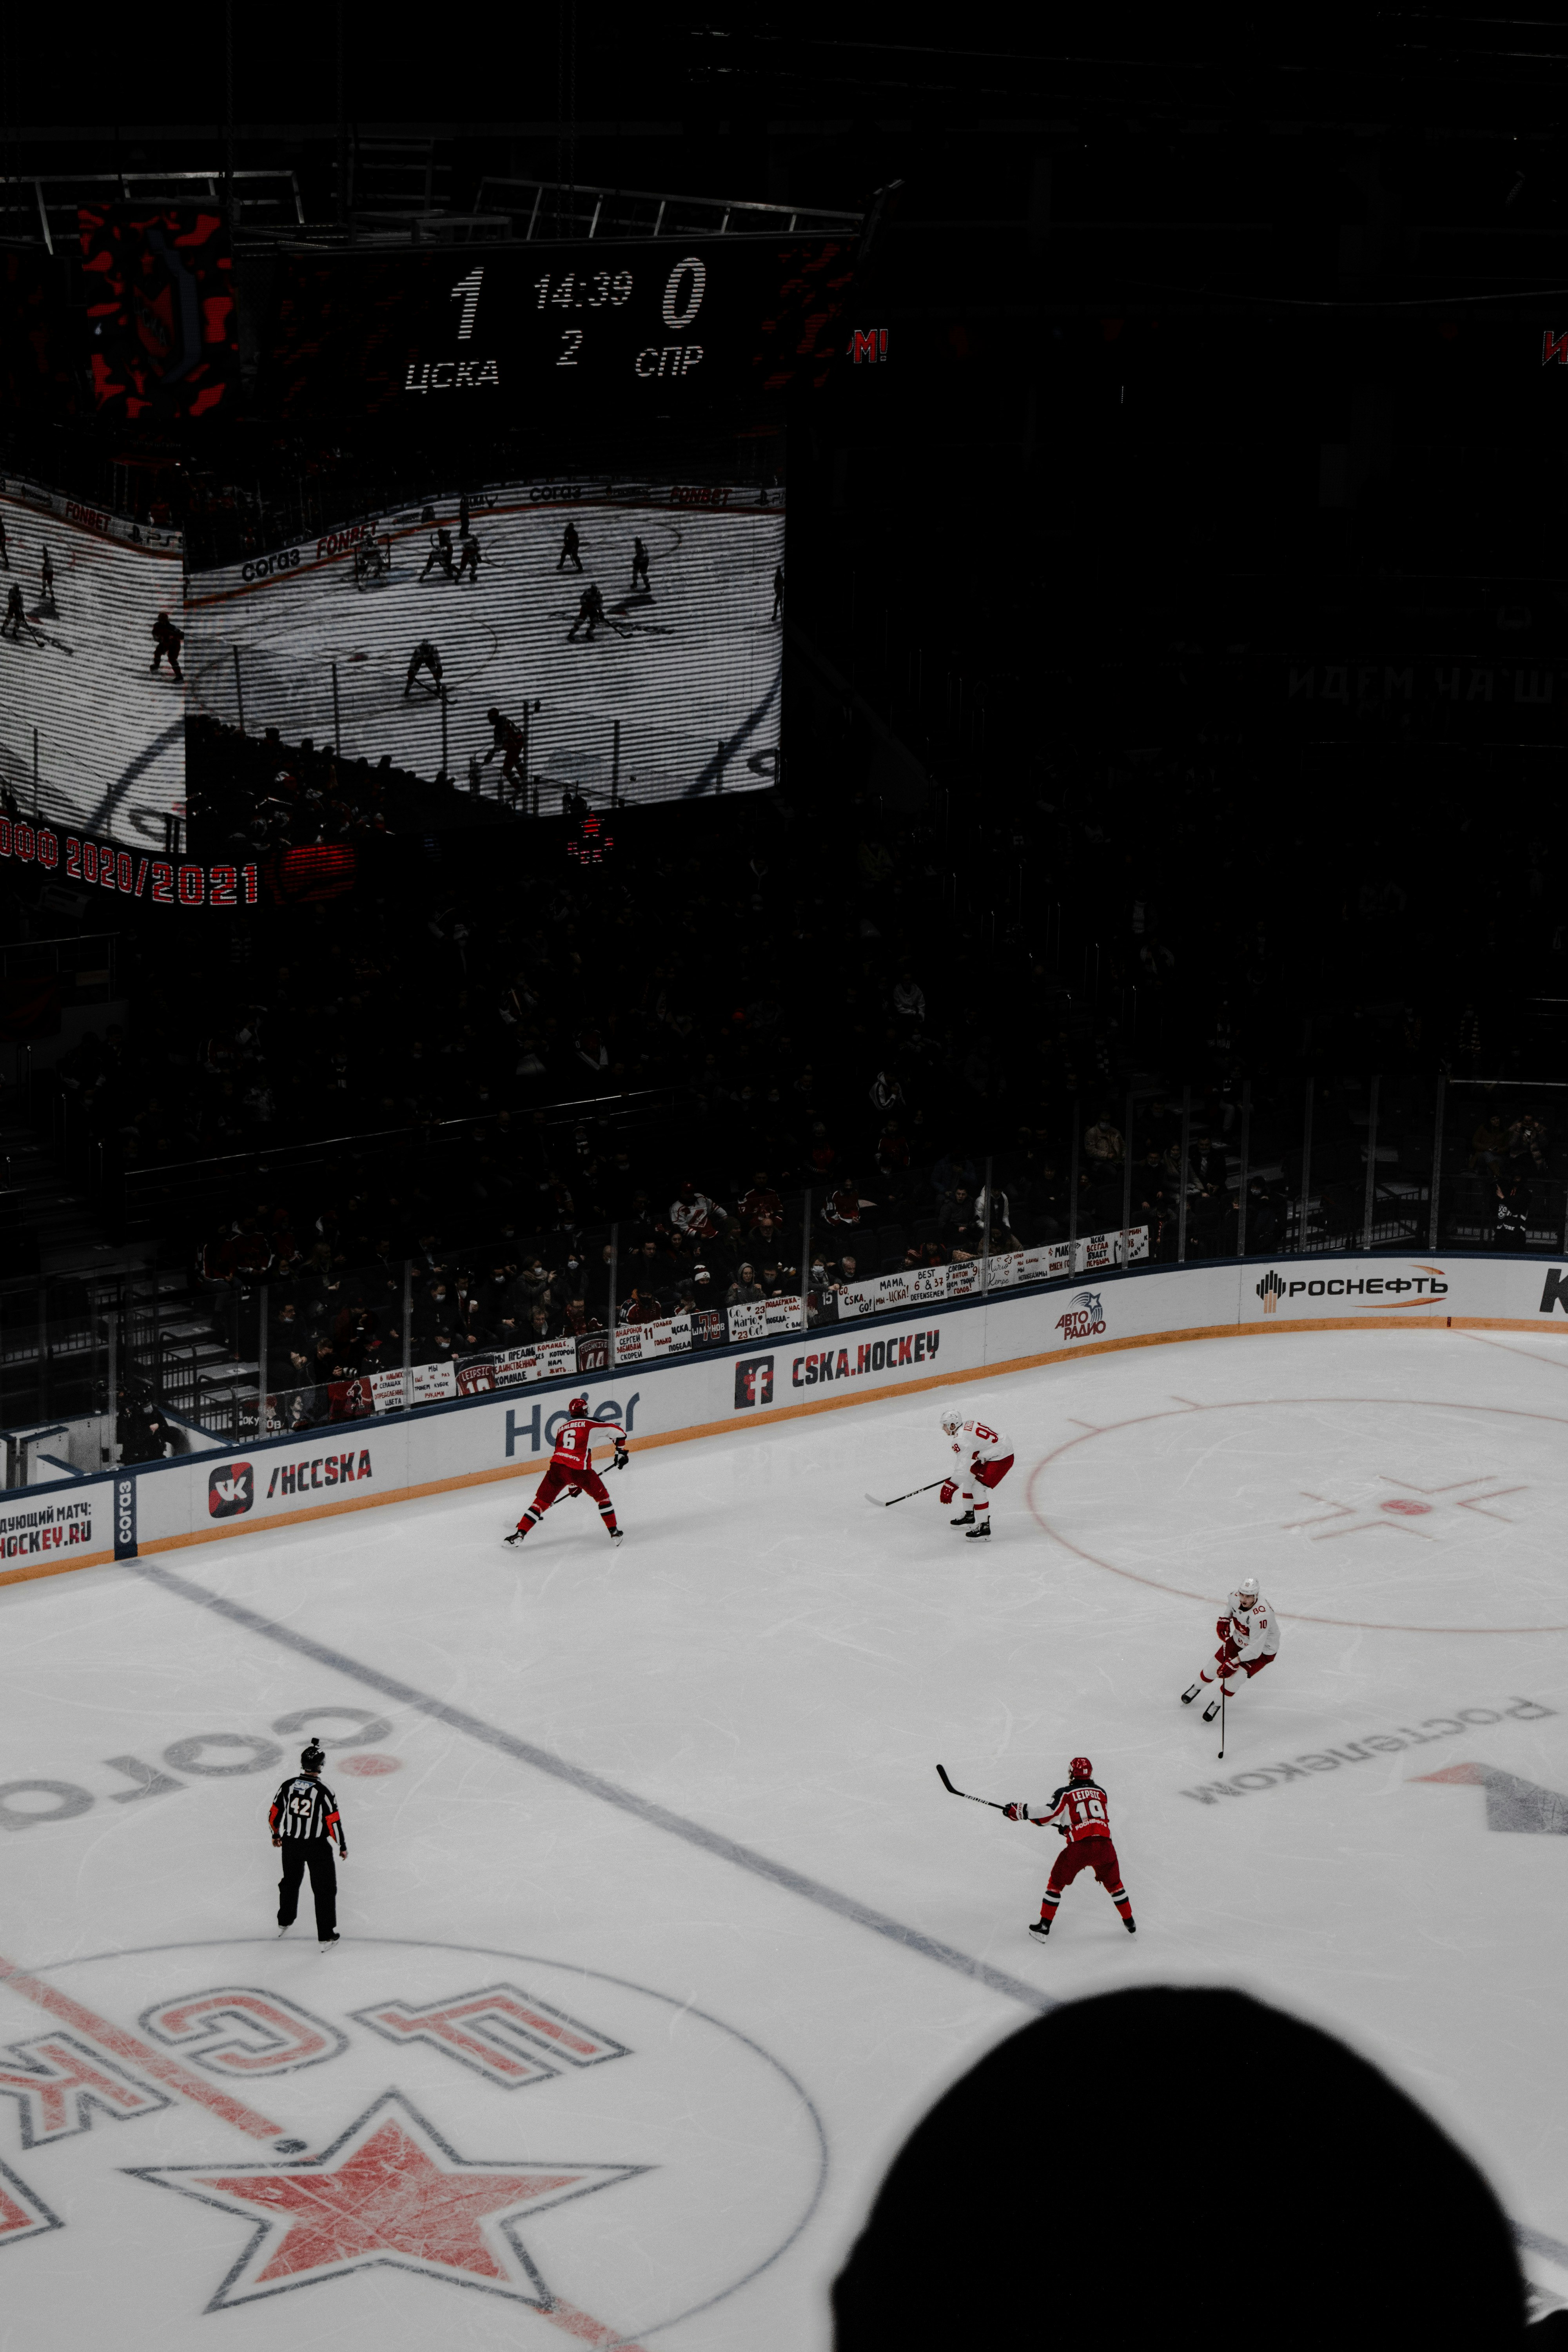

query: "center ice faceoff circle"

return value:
[1026, 1395, 1568, 1632]
[0, 1939, 826, 2342]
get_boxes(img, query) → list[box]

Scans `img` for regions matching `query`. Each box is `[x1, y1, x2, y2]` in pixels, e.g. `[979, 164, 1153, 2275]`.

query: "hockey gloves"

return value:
[1002, 1803, 1029, 1822]
[939, 1481, 958, 1505]
[612, 1445, 630, 1472]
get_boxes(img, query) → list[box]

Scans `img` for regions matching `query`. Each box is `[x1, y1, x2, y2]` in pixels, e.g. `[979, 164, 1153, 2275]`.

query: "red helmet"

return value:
[568, 1395, 590, 1415]
[1069, 1756, 1094, 1781]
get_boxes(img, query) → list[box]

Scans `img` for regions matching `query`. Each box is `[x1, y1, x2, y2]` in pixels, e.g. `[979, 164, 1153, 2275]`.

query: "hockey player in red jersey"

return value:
[505, 1396, 628, 1548]
[1181, 1575, 1278, 1723]
[1003, 1757, 1135, 1940]
[938, 1405, 1014, 1539]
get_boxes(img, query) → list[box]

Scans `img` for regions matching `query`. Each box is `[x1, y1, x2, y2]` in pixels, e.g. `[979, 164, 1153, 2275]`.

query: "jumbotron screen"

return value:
[0, 478, 185, 839]
[184, 478, 783, 804]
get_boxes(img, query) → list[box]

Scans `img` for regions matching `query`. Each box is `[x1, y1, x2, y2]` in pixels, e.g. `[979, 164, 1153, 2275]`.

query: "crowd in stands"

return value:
[196, 1136, 1031, 1414]
[29, 731, 1566, 1428]
[185, 714, 508, 857]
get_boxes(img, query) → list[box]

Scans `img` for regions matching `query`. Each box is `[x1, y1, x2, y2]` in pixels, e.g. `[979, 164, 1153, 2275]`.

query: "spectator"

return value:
[938, 1183, 975, 1236]
[891, 970, 926, 1023]
[117, 1389, 175, 1463]
[1495, 1178, 1530, 1248]
[1242, 1180, 1284, 1253]
[831, 1987, 1526, 2350]
[740, 1171, 783, 1230]
[1189, 1128, 1228, 1191]
[635, 1236, 677, 1296]
[688, 1261, 719, 1311]
[416, 1278, 455, 1341]
[749, 1210, 784, 1260]
[974, 1178, 1017, 1250]
[670, 1181, 723, 1241]
[1508, 1112, 1548, 1174]
[728, 1262, 763, 1306]
[873, 1121, 911, 1187]
[930, 1146, 976, 1202]
[1469, 1112, 1507, 1177]
[869, 1068, 906, 1116]
[823, 1176, 873, 1229]
[1083, 1114, 1123, 1169]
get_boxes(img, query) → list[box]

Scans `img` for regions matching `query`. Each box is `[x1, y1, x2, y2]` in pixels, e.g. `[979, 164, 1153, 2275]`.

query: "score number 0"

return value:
[448, 258, 709, 365]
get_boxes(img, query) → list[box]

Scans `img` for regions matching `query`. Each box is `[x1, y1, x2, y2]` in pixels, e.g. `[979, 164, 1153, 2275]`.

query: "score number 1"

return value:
[448, 258, 711, 370]
[450, 267, 485, 340]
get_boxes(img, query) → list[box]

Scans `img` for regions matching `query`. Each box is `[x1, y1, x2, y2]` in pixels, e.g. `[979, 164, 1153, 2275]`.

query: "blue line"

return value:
[129, 1556, 1054, 2019]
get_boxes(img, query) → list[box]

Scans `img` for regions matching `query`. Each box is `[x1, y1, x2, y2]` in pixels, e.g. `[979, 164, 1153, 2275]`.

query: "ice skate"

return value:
[1181, 1682, 1203, 1706]
[949, 1507, 975, 1527]
[964, 1519, 991, 1540]
[319, 1932, 340, 1950]
[1028, 1916, 1051, 1941]
[1203, 1696, 1224, 1724]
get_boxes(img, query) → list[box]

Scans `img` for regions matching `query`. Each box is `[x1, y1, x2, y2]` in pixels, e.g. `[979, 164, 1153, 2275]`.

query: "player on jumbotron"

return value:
[505, 1396, 629, 1548]
[1003, 1757, 1136, 1941]
[938, 1405, 1014, 1540]
[1181, 1576, 1278, 1723]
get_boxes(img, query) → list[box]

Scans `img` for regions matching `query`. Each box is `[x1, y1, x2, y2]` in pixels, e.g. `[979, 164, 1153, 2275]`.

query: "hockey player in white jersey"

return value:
[1181, 1575, 1278, 1722]
[938, 1405, 1015, 1541]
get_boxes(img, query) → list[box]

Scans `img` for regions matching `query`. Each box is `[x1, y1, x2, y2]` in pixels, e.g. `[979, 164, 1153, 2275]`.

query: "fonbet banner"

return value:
[10, 1249, 1568, 1576]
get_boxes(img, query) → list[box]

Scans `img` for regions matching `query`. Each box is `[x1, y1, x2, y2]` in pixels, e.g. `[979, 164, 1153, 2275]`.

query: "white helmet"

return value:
[939, 1407, 962, 1436]
[1236, 1575, 1259, 1608]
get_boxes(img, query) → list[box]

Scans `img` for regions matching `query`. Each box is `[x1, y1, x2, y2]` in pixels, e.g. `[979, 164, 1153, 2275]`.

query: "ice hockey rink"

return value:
[0, 488, 187, 842]
[183, 488, 784, 806]
[4, 1321, 1568, 2347]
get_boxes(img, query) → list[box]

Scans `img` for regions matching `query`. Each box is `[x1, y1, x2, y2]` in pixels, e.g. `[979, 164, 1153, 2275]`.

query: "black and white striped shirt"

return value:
[269, 1774, 344, 1847]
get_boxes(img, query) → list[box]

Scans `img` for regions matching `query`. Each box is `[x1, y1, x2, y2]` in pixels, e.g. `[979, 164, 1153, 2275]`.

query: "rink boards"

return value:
[13, 1249, 1568, 1581]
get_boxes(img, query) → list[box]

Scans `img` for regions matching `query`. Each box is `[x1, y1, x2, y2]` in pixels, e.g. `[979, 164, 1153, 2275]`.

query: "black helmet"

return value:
[301, 1740, 326, 1772]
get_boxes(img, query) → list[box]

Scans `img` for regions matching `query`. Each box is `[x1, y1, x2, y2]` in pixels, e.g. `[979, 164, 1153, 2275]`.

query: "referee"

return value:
[269, 1739, 347, 1946]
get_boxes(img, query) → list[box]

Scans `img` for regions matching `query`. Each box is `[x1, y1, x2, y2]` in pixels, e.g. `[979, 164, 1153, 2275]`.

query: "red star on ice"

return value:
[128, 2092, 647, 2318]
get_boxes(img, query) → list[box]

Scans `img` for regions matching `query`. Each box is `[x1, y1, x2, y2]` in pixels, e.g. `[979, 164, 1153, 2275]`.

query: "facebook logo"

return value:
[734, 1357, 773, 1409]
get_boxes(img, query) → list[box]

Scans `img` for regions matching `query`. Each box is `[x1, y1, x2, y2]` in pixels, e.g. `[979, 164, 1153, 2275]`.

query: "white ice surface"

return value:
[183, 494, 784, 806]
[0, 491, 186, 840]
[4, 1325, 1568, 2347]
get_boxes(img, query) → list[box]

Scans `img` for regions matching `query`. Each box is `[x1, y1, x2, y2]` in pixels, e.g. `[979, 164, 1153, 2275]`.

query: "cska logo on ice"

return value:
[1055, 1290, 1107, 1342]
[0, 1939, 822, 2328]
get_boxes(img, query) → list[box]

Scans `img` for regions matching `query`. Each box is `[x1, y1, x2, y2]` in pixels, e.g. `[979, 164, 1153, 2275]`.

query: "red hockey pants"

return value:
[524, 1460, 613, 1520]
[1042, 1835, 1131, 1919]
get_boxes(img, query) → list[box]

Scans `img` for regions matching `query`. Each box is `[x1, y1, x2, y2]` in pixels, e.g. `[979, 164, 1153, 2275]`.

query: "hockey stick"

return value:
[864, 1479, 944, 1509]
[936, 1764, 1009, 1814]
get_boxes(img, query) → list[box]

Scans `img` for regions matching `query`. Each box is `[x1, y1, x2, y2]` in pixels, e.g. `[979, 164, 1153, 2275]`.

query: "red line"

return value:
[542, 2299, 652, 2349]
[0, 1951, 284, 2141]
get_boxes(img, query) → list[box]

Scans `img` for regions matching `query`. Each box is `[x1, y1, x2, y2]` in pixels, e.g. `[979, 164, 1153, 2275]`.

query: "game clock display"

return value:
[265, 236, 857, 419]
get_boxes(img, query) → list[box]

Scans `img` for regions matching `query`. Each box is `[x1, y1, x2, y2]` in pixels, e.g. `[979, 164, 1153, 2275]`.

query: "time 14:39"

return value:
[534, 270, 634, 310]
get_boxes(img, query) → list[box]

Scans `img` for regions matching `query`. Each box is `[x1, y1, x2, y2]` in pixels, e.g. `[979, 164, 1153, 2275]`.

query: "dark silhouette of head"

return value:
[833, 1987, 1524, 2350]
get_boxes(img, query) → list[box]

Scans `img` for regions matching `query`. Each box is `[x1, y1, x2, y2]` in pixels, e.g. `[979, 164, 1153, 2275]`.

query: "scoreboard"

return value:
[263, 235, 857, 420]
